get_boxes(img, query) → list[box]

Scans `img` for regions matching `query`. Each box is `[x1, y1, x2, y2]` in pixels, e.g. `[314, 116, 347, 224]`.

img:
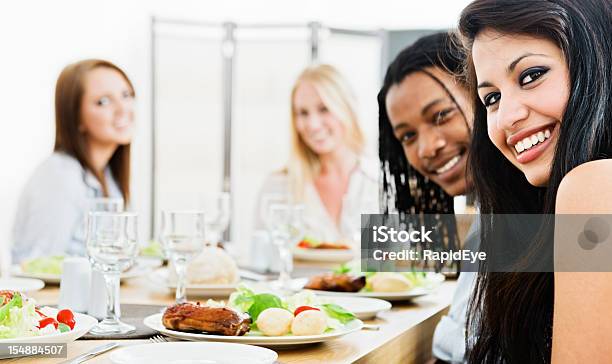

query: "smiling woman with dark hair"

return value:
[458, 0, 612, 362]
[12, 59, 135, 262]
[379, 32, 476, 363]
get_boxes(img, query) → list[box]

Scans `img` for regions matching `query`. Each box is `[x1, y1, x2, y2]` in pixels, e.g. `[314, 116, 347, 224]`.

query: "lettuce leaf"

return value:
[321, 303, 356, 324]
[0, 294, 41, 339]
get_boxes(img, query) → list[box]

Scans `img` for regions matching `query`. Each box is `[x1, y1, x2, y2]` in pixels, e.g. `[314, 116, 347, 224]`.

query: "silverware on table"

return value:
[362, 324, 381, 331]
[149, 335, 169, 343]
[58, 342, 118, 364]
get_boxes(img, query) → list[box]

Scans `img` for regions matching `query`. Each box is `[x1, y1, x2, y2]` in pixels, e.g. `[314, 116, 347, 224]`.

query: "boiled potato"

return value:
[370, 272, 413, 292]
[291, 309, 327, 336]
[256, 308, 293, 336]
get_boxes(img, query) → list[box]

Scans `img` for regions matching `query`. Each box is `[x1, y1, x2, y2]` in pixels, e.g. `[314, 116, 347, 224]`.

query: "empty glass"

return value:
[200, 192, 230, 246]
[160, 211, 206, 304]
[86, 212, 139, 335]
[266, 203, 304, 291]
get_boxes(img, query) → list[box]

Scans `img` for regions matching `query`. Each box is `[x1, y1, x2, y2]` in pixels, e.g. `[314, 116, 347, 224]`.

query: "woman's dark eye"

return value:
[400, 131, 416, 144]
[122, 90, 133, 99]
[319, 106, 328, 113]
[434, 108, 455, 124]
[519, 67, 549, 86]
[97, 97, 110, 106]
[483, 92, 500, 107]
[298, 110, 308, 117]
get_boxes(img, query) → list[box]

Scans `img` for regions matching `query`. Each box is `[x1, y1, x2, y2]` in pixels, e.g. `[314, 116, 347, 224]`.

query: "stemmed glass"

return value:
[266, 203, 304, 291]
[200, 193, 230, 246]
[160, 211, 206, 304]
[86, 212, 139, 335]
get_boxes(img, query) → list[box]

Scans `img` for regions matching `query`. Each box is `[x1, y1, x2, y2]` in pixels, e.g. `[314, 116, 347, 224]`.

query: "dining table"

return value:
[6, 260, 457, 364]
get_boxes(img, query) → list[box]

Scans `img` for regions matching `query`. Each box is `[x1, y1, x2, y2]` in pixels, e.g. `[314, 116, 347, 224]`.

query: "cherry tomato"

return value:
[297, 240, 310, 248]
[56, 309, 75, 330]
[294, 306, 320, 316]
[38, 317, 58, 329]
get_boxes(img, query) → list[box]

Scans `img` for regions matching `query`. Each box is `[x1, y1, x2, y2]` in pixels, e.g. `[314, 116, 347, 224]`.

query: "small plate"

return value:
[149, 269, 238, 297]
[0, 277, 44, 292]
[292, 247, 355, 263]
[110, 342, 278, 364]
[0, 307, 97, 344]
[318, 296, 392, 320]
[11, 257, 163, 285]
[144, 313, 363, 348]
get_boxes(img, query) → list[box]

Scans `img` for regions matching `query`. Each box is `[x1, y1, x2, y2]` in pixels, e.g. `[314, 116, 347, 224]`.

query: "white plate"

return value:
[149, 269, 237, 297]
[0, 307, 97, 344]
[292, 247, 355, 263]
[11, 257, 163, 284]
[317, 296, 392, 320]
[293, 277, 438, 302]
[144, 313, 363, 347]
[110, 342, 278, 364]
[310, 287, 432, 301]
[0, 278, 44, 292]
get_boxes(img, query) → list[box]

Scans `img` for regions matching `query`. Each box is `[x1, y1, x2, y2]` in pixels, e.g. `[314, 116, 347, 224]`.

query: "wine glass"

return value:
[200, 192, 230, 246]
[267, 203, 304, 291]
[160, 211, 206, 304]
[86, 212, 139, 335]
[260, 193, 290, 229]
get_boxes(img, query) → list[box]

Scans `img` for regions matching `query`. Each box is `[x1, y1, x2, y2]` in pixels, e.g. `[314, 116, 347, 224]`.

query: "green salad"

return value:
[227, 285, 356, 336]
[20, 256, 64, 275]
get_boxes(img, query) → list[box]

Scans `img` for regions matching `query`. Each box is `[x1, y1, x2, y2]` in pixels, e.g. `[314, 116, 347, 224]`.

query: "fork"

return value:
[149, 335, 169, 343]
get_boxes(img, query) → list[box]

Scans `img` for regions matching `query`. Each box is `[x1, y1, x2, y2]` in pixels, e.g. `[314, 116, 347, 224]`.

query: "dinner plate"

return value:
[292, 278, 437, 302]
[11, 257, 163, 284]
[292, 247, 355, 263]
[0, 307, 97, 344]
[110, 342, 278, 364]
[310, 287, 432, 301]
[144, 313, 363, 347]
[0, 277, 44, 292]
[317, 296, 392, 320]
[149, 268, 238, 297]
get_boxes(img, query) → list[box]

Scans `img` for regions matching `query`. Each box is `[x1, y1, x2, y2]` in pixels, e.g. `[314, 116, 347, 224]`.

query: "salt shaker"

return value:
[250, 230, 281, 273]
[88, 269, 117, 320]
[58, 257, 91, 312]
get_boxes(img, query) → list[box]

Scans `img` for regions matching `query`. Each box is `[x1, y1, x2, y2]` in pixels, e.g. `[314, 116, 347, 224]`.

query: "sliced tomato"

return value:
[38, 317, 58, 329]
[294, 305, 320, 316]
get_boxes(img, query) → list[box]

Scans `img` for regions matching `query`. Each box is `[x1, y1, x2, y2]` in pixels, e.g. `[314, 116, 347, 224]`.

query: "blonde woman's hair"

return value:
[288, 64, 365, 202]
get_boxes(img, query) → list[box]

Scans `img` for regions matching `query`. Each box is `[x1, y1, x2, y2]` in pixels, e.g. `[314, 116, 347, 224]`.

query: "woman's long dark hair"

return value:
[459, 0, 612, 362]
[378, 32, 469, 272]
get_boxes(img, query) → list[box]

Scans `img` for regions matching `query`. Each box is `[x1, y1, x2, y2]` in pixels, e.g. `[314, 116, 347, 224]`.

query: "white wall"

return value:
[0, 0, 471, 255]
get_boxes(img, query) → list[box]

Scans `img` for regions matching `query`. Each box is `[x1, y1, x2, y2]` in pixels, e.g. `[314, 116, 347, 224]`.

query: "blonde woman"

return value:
[255, 64, 378, 246]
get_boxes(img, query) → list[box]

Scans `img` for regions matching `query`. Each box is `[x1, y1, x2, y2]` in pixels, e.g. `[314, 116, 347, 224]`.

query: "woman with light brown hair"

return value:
[255, 64, 378, 246]
[12, 59, 135, 262]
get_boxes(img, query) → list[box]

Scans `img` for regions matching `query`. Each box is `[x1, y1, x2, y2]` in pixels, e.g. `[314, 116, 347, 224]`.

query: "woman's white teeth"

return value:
[514, 129, 552, 154]
[436, 155, 461, 174]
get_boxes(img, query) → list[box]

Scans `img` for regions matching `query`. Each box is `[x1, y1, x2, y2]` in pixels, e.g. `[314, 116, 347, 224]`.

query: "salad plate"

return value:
[0, 278, 44, 293]
[316, 296, 391, 320]
[0, 293, 97, 345]
[12, 256, 163, 284]
[110, 342, 278, 364]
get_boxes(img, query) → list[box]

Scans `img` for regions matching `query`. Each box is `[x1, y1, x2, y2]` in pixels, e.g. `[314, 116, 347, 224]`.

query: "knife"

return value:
[58, 342, 118, 364]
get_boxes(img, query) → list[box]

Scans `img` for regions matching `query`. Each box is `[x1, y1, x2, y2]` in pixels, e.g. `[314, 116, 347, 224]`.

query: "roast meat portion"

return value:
[304, 273, 366, 292]
[162, 303, 251, 336]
